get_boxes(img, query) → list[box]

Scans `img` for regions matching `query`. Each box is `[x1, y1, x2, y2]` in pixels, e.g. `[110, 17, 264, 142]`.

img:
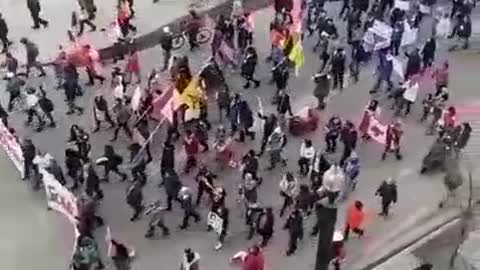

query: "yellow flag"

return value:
[288, 39, 304, 76]
[177, 75, 202, 109]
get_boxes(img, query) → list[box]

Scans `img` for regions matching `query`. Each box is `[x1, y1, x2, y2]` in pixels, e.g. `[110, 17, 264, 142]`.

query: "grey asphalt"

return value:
[1, 1, 480, 270]
[0, 0, 226, 62]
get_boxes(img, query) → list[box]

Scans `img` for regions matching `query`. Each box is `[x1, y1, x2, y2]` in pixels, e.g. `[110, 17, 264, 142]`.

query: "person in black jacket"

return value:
[38, 86, 56, 127]
[256, 207, 274, 247]
[126, 181, 144, 222]
[195, 165, 217, 206]
[100, 144, 127, 182]
[340, 121, 358, 166]
[0, 13, 12, 52]
[85, 164, 103, 200]
[21, 139, 36, 180]
[65, 148, 83, 190]
[375, 178, 398, 216]
[161, 169, 182, 210]
[160, 26, 173, 71]
[277, 90, 293, 130]
[27, 0, 49, 29]
[325, 116, 342, 153]
[63, 79, 84, 115]
[422, 37, 436, 68]
[450, 15, 471, 51]
[241, 150, 260, 181]
[214, 204, 229, 250]
[0, 102, 8, 128]
[93, 95, 115, 132]
[161, 139, 175, 177]
[241, 46, 261, 89]
[404, 49, 421, 80]
[258, 113, 278, 156]
[331, 48, 346, 90]
[284, 207, 304, 256]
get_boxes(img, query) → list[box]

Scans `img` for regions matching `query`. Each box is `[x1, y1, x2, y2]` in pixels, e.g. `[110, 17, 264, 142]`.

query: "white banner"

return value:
[207, 211, 224, 235]
[392, 57, 404, 79]
[394, 0, 410, 10]
[370, 20, 393, 39]
[0, 122, 24, 177]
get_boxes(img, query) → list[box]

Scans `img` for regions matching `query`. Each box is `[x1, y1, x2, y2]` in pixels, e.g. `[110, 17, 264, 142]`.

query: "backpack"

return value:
[40, 97, 54, 112]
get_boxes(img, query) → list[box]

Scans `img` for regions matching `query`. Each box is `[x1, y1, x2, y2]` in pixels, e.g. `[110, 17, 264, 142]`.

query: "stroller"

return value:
[289, 108, 320, 136]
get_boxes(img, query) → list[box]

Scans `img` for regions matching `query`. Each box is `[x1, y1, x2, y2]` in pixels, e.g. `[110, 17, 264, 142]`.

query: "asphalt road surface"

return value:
[1, 1, 480, 270]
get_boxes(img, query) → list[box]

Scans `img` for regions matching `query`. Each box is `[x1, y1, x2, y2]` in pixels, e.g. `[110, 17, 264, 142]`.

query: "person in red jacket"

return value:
[443, 106, 457, 131]
[125, 49, 140, 84]
[382, 121, 403, 161]
[243, 245, 264, 270]
[344, 200, 365, 240]
[184, 130, 200, 173]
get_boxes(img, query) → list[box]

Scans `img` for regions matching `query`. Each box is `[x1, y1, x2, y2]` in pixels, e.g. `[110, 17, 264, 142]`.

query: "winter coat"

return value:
[24, 41, 39, 63]
[422, 39, 436, 61]
[406, 53, 421, 77]
[0, 18, 8, 37]
[241, 52, 258, 77]
[346, 203, 364, 229]
[21, 142, 36, 161]
[457, 20, 472, 38]
[180, 252, 200, 270]
[27, 0, 41, 12]
[456, 125, 472, 149]
[256, 212, 274, 236]
[238, 101, 254, 128]
[243, 252, 265, 270]
[375, 181, 398, 204]
[161, 144, 175, 170]
[331, 52, 346, 74]
[284, 210, 303, 236]
[163, 171, 182, 197]
[126, 184, 143, 206]
[313, 74, 330, 98]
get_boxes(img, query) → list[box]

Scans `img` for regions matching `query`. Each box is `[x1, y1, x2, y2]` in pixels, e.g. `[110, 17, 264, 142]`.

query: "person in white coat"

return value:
[298, 139, 315, 175]
[398, 78, 418, 116]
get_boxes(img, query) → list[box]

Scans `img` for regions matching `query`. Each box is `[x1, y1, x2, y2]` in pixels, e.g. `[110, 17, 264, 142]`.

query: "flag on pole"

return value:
[288, 37, 304, 76]
[131, 85, 142, 112]
[150, 86, 175, 122]
[177, 75, 202, 109]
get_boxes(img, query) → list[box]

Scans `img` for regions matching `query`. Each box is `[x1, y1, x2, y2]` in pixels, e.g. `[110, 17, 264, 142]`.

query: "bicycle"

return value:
[171, 21, 213, 50]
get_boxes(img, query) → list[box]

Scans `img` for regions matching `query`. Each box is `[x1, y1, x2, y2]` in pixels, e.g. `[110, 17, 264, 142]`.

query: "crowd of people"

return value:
[0, 0, 476, 269]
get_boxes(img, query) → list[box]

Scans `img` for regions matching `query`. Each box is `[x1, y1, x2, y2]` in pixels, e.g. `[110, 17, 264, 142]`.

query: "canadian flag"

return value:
[366, 116, 387, 145]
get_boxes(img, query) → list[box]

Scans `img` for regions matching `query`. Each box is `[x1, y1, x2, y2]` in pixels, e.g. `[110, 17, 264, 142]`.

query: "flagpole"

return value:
[130, 116, 166, 165]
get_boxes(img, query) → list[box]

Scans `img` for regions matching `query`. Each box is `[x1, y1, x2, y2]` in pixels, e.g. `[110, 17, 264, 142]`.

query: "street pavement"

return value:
[2, 1, 480, 270]
[0, 0, 226, 62]
[0, 151, 72, 270]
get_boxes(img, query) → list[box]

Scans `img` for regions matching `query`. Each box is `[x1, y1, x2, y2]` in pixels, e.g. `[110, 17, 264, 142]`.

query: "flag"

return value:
[177, 75, 202, 109]
[288, 38, 304, 76]
[220, 41, 235, 63]
[366, 116, 387, 145]
[363, 20, 392, 51]
[131, 85, 142, 112]
[150, 86, 175, 122]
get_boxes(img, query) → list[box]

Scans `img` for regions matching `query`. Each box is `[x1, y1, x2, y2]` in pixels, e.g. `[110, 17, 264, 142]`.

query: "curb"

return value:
[97, 0, 273, 60]
[358, 210, 463, 270]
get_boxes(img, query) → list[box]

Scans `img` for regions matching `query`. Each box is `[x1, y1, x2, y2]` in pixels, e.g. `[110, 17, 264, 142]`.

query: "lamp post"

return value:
[314, 205, 338, 270]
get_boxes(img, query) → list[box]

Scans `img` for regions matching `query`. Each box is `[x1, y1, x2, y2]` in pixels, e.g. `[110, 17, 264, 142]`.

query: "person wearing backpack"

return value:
[38, 86, 56, 127]
[99, 144, 127, 182]
[20, 37, 46, 77]
[126, 181, 144, 222]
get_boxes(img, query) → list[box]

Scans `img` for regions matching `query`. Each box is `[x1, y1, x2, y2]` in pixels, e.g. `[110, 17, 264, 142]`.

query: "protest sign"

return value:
[207, 211, 224, 235]
[394, 0, 410, 10]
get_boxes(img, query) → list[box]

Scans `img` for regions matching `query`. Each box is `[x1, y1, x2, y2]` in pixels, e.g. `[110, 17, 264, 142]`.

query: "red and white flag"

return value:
[150, 86, 175, 123]
[366, 116, 387, 145]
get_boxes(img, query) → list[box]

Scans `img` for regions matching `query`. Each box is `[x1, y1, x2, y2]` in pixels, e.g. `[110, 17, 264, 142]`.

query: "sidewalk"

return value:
[0, 0, 229, 62]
